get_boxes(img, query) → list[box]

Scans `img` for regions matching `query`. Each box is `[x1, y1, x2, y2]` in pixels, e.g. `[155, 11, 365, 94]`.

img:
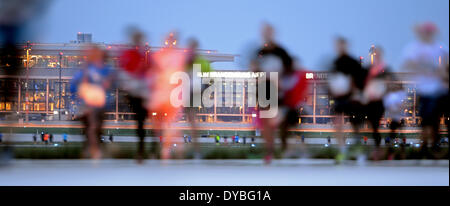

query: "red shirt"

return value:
[119, 49, 147, 78]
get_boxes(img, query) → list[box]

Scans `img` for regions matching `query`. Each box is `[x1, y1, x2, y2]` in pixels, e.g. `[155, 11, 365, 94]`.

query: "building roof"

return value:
[14, 42, 236, 63]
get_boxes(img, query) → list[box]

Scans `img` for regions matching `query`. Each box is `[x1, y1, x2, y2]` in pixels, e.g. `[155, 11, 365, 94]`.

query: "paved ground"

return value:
[0, 133, 422, 145]
[0, 159, 447, 186]
[2, 120, 436, 133]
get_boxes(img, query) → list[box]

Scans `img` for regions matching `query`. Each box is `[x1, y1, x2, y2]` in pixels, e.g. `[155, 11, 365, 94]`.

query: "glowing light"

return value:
[306, 73, 314, 79]
[198, 71, 265, 78]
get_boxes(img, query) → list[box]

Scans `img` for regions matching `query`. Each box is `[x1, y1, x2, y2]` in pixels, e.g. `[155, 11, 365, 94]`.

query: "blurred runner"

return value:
[184, 37, 212, 158]
[71, 45, 115, 159]
[383, 69, 406, 160]
[278, 59, 309, 154]
[443, 65, 449, 145]
[147, 32, 186, 160]
[361, 46, 392, 160]
[119, 27, 151, 163]
[0, 0, 49, 163]
[328, 37, 367, 163]
[251, 23, 308, 164]
[400, 22, 449, 157]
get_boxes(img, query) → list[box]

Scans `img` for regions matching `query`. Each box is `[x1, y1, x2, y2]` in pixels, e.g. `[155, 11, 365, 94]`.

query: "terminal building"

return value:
[0, 34, 438, 127]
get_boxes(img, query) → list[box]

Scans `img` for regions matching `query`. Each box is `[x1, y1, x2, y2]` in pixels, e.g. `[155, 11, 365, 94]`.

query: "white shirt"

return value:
[401, 41, 448, 96]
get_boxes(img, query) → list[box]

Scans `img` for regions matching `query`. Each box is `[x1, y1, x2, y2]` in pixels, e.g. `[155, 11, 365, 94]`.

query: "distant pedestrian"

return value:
[63, 133, 68, 143]
[43, 133, 49, 144]
[49, 134, 53, 143]
[187, 135, 192, 143]
[0, 133, 2, 143]
[243, 136, 247, 144]
[301, 135, 305, 143]
[363, 136, 368, 145]
[385, 136, 391, 145]
[215, 135, 220, 144]
[327, 136, 331, 144]
[224, 136, 228, 144]
[235, 135, 240, 144]
[41, 131, 44, 142]
[109, 134, 113, 142]
[32, 134, 37, 143]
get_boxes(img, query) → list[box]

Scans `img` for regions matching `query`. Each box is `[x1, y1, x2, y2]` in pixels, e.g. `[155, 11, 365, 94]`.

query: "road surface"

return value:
[0, 159, 447, 186]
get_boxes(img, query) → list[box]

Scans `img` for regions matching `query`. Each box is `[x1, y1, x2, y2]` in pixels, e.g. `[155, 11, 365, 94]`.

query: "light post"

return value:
[369, 45, 376, 65]
[58, 51, 63, 121]
[25, 41, 31, 122]
[144, 42, 150, 65]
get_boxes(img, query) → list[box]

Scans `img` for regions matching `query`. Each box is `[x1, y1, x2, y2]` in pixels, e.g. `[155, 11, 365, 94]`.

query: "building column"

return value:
[45, 79, 49, 114]
[413, 84, 416, 123]
[115, 88, 119, 121]
[313, 82, 317, 124]
[17, 79, 21, 113]
[214, 86, 217, 122]
[242, 84, 245, 123]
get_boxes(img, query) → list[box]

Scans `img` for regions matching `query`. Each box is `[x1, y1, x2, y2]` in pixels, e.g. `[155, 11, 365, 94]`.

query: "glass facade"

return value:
[0, 73, 432, 127]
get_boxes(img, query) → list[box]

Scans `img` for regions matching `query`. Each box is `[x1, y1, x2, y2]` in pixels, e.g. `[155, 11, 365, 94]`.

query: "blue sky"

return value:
[31, 0, 449, 70]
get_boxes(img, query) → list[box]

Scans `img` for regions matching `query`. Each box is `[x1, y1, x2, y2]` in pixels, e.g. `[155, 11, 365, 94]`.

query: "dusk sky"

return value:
[29, 0, 449, 70]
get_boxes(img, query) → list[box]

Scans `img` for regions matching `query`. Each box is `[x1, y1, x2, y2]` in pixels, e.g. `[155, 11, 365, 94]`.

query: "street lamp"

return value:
[369, 45, 376, 65]
[58, 51, 63, 121]
[25, 41, 32, 122]
[144, 42, 150, 65]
